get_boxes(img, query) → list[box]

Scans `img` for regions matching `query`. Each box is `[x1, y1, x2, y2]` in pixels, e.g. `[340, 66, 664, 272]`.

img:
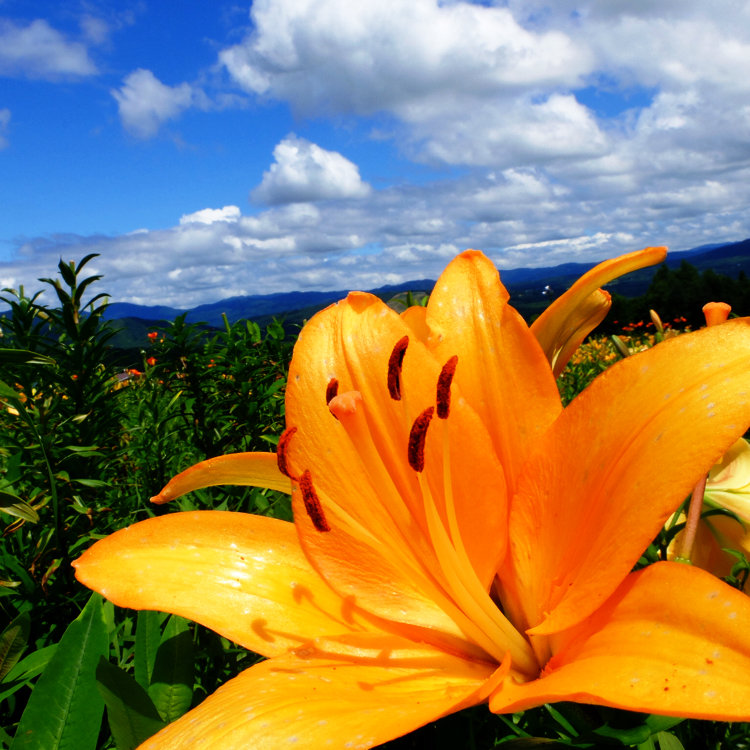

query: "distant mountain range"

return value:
[103, 238, 750, 329]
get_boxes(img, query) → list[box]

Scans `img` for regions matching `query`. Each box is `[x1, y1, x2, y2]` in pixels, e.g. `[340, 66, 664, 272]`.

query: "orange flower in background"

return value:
[147, 331, 158, 341]
[146, 356, 157, 366]
[703, 301, 732, 327]
[74, 250, 750, 749]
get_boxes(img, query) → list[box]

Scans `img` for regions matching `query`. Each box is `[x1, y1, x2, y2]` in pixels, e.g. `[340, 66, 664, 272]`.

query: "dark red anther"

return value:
[387, 335, 409, 401]
[325, 377, 339, 405]
[276, 426, 298, 479]
[408, 406, 434, 472]
[299, 469, 330, 532]
[436, 355, 458, 419]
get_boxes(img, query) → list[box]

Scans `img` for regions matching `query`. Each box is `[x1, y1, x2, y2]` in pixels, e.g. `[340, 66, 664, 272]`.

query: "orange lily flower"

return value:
[531, 245, 666, 376]
[74, 250, 750, 748]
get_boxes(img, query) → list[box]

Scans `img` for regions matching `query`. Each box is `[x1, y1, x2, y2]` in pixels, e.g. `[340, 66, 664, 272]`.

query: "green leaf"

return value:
[57, 259, 77, 288]
[0, 644, 56, 691]
[0, 380, 22, 401]
[63, 445, 104, 456]
[0, 612, 30, 680]
[75, 252, 100, 275]
[134, 610, 166, 690]
[655, 732, 685, 750]
[95, 658, 166, 750]
[644, 715, 684, 734]
[0, 349, 56, 367]
[148, 615, 194, 724]
[0, 491, 39, 523]
[71, 478, 110, 489]
[10, 594, 107, 750]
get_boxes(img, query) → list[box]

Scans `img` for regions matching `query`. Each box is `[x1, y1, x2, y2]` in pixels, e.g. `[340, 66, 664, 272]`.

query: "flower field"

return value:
[2, 251, 750, 749]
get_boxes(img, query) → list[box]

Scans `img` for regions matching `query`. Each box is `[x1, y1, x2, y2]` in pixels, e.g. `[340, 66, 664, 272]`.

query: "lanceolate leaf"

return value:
[0, 645, 57, 704]
[10, 594, 107, 750]
[0, 349, 56, 367]
[96, 658, 166, 750]
[0, 612, 30, 681]
[655, 732, 686, 750]
[148, 615, 194, 724]
[0, 491, 40, 523]
[134, 610, 166, 690]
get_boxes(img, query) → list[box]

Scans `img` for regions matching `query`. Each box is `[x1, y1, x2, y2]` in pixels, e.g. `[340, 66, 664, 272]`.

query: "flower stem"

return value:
[676, 474, 708, 562]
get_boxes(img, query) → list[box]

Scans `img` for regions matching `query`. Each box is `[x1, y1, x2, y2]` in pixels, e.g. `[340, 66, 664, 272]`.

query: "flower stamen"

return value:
[436, 355, 458, 419]
[299, 469, 331, 532]
[387, 335, 409, 401]
[276, 426, 298, 479]
[325, 378, 339, 405]
[408, 407, 434, 472]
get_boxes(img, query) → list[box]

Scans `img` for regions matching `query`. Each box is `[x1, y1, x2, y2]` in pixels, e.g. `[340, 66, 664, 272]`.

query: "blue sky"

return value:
[2, 0, 750, 307]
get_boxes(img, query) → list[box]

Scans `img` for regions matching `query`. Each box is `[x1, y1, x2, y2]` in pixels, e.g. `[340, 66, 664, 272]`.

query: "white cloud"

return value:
[0, 18, 97, 78]
[180, 206, 241, 225]
[5, 160, 750, 309]
[79, 16, 110, 46]
[214, 0, 750, 180]
[112, 69, 198, 138]
[251, 135, 371, 205]
[221, 0, 589, 112]
[415, 93, 609, 167]
[0, 108, 9, 149]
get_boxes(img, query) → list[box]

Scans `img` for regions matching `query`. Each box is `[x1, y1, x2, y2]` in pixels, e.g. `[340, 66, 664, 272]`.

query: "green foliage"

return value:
[10, 594, 107, 750]
[95, 659, 166, 750]
[0, 257, 294, 746]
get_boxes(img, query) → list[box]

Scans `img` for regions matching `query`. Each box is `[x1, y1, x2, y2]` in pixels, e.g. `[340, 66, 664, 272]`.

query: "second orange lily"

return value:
[75, 249, 750, 749]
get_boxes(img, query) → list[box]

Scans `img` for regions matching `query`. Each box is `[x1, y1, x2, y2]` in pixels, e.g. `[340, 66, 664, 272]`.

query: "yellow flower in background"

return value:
[669, 439, 750, 586]
[705, 438, 750, 521]
[74, 250, 750, 749]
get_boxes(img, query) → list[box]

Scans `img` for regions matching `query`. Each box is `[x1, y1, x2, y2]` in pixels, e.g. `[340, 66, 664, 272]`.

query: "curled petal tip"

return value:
[149, 452, 292, 505]
[532, 245, 668, 376]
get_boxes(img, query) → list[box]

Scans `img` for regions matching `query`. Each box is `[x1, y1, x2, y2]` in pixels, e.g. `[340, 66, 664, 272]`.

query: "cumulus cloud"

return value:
[251, 136, 371, 205]
[180, 206, 241, 225]
[0, 108, 9, 149]
[221, 0, 588, 112]
[215, 0, 750, 179]
[220, 0, 595, 168]
[0, 18, 97, 78]
[112, 69, 199, 138]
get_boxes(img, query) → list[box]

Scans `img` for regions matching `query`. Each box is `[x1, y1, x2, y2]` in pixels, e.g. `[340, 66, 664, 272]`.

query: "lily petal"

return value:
[151, 452, 291, 503]
[73, 511, 381, 657]
[424, 250, 561, 492]
[531, 246, 667, 377]
[139, 635, 497, 750]
[490, 562, 750, 720]
[504, 318, 750, 635]
[400, 304, 430, 342]
[539, 287, 611, 378]
[286, 290, 508, 602]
